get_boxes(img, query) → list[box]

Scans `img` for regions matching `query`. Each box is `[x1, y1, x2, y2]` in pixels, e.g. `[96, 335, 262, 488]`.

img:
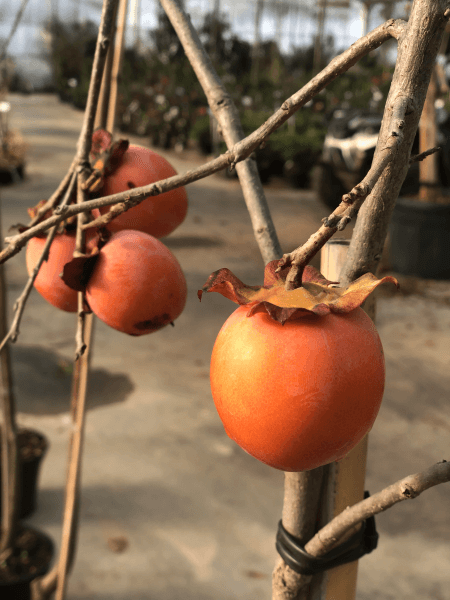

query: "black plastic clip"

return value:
[276, 491, 378, 576]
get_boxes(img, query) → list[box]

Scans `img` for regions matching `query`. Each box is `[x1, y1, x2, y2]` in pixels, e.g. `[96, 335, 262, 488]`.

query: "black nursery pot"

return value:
[0, 429, 48, 519]
[389, 196, 450, 279]
[0, 526, 54, 600]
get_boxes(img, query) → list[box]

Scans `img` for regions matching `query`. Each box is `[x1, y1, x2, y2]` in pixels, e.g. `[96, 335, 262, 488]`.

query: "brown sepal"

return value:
[60, 230, 104, 292]
[199, 259, 399, 324]
[61, 250, 100, 292]
[86, 129, 129, 193]
[27, 199, 55, 225]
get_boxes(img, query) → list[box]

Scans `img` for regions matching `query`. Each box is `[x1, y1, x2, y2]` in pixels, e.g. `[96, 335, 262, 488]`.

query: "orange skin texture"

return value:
[86, 230, 187, 336]
[99, 145, 188, 238]
[26, 233, 79, 312]
[210, 305, 385, 472]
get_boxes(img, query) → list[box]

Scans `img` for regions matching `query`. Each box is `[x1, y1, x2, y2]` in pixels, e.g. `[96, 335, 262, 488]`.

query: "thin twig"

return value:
[159, 0, 281, 263]
[28, 157, 77, 227]
[0, 173, 77, 353]
[0, 0, 30, 63]
[340, 0, 450, 286]
[75, 1, 117, 166]
[410, 145, 441, 163]
[74, 172, 89, 360]
[305, 461, 450, 558]
[276, 93, 409, 290]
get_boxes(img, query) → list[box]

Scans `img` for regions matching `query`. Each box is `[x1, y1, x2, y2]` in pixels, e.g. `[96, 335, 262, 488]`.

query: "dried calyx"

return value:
[84, 128, 129, 193]
[199, 260, 399, 324]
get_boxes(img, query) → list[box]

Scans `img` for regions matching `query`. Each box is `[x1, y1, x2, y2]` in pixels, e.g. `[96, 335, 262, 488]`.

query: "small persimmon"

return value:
[210, 305, 385, 472]
[98, 145, 188, 238]
[85, 230, 187, 335]
[26, 233, 79, 312]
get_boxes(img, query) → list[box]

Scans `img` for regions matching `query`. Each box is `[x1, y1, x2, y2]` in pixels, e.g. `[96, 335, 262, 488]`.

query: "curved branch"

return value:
[276, 92, 409, 290]
[305, 461, 450, 558]
[340, 0, 450, 285]
[0, 173, 77, 353]
[0, 0, 30, 63]
[159, 0, 281, 263]
[0, 19, 404, 266]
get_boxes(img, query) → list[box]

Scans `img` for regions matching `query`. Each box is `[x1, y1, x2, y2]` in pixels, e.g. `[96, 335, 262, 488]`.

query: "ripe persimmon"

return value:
[26, 233, 79, 312]
[85, 230, 187, 335]
[98, 145, 188, 238]
[209, 304, 385, 472]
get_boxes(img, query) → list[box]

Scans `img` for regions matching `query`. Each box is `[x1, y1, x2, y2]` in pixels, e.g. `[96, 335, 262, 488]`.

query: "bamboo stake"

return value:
[0, 200, 19, 557]
[418, 69, 439, 202]
[34, 1, 123, 598]
[106, 0, 128, 135]
[319, 240, 370, 600]
[55, 4, 125, 597]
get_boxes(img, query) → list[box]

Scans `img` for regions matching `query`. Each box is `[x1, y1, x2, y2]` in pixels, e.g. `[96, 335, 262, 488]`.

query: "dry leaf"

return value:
[199, 260, 398, 324]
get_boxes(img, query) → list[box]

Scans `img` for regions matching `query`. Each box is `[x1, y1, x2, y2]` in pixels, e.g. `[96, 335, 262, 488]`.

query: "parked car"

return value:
[311, 106, 450, 209]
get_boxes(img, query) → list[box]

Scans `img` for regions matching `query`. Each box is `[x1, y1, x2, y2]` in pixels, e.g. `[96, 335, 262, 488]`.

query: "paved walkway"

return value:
[3, 94, 450, 600]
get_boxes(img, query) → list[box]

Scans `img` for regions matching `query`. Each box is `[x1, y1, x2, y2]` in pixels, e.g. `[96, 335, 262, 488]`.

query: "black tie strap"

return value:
[276, 491, 379, 576]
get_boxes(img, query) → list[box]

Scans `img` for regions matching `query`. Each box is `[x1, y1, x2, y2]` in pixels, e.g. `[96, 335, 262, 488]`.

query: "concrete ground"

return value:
[2, 94, 450, 599]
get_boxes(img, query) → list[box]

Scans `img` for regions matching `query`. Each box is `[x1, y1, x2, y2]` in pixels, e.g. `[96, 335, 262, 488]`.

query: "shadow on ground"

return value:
[11, 345, 134, 414]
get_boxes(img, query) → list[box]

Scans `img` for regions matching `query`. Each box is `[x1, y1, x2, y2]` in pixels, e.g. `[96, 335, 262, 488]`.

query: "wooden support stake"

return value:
[419, 68, 439, 202]
[316, 239, 371, 600]
[0, 201, 19, 556]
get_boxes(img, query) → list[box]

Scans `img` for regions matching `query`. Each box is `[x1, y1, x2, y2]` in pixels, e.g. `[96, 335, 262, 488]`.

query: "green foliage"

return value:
[211, 109, 326, 187]
[44, 18, 97, 107]
[44, 10, 392, 188]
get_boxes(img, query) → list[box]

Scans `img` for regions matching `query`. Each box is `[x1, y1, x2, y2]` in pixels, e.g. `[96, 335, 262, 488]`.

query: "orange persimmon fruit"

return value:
[209, 304, 385, 472]
[85, 230, 187, 336]
[26, 233, 80, 312]
[98, 145, 188, 238]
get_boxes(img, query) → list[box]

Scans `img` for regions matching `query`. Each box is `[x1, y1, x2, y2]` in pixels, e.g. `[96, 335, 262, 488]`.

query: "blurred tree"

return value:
[44, 18, 98, 105]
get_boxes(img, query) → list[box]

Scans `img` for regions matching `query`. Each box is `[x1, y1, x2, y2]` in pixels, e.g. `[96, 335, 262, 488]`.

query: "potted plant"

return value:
[389, 50, 450, 279]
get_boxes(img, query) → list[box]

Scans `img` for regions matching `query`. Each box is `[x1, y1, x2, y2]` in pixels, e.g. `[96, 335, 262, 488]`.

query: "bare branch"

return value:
[75, 0, 119, 166]
[271, 3, 450, 598]
[410, 145, 441, 163]
[28, 158, 78, 227]
[74, 172, 89, 361]
[305, 461, 450, 558]
[0, 173, 77, 353]
[272, 470, 325, 599]
[277, 92, 410, 289]
[0, 0, 30, 63]
[340, 0, 450, 285]
[28, 18, 404, 250]
[159, 0, 282, 263]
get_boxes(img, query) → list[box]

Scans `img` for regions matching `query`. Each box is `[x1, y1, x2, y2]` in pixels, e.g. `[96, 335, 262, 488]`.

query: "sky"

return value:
[0, 0, 408, 84]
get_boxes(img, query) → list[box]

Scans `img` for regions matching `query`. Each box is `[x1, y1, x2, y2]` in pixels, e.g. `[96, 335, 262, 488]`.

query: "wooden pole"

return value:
[418, 68, 439, 202]
[313, 239, 373, 600]
[313, 0, 328, 74]
[36, 2, 125, 598]
[0, 199, 19, 557]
